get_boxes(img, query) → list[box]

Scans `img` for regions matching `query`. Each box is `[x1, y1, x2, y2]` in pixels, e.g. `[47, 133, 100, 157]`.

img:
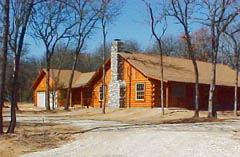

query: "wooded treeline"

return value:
[0, 0, 240, 133]
[0, 34, 229, 103]
[0, 31, 237, 103]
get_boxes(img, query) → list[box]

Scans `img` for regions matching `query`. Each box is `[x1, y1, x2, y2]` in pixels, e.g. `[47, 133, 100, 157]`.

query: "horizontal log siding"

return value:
[91, 57, 152, 108]
[122, 59, 152, 107]
[150, 80, 168, 108]
[91, 68, 111, 107]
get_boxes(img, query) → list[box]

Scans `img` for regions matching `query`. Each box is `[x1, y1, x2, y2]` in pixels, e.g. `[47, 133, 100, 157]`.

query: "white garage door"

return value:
[37, 92, 45, 108]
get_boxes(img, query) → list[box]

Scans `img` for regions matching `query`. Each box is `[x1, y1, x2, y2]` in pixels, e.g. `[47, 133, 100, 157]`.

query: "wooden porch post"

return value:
[81, 90, 83, 106]
[70, 91, 72, 107]
[166, 85, 169, 108]
[129, 67, 132, 108]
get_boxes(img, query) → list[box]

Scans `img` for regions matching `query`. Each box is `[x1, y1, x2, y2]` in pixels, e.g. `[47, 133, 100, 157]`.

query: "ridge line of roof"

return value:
[119, 52, 232, 69]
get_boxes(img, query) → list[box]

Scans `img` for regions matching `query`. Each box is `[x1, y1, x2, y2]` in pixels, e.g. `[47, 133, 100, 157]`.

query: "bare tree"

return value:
[0, 0, 9, 134]
[31, 0, 75, 110]
[50, 70, 63, 110]
[99, 0, 123, 114]
[7, 0, 34, 133]
[63, 0, 103, 110]
[224, 24, 240, 116]
[50, 42, 70, 110]
[124, 39, 142, 52]
[145, 36, 184, 57]
[142, 1, 167, 116]
[197, 0, 240, 118]
[100, 1, 107, 114]
[167, 0, 200, 117]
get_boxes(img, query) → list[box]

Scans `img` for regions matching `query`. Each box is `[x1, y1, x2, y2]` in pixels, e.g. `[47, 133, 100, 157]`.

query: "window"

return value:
[98, 86, 103, 101]
[136, 83, 145, 101]
[120, 86, 125, 98]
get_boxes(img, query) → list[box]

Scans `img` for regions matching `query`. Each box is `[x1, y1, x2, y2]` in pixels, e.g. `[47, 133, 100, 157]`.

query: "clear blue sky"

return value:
[26, 0, 200, 58]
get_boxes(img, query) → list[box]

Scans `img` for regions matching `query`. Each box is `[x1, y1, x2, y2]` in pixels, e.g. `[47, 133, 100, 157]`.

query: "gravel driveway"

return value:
[18, 115, 240, 157]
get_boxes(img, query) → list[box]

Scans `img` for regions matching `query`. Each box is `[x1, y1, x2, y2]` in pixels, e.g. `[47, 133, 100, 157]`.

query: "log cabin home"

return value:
[30, 69, 95, 108]
[89, 39, 240, 110]
[31, 39, 240, 110]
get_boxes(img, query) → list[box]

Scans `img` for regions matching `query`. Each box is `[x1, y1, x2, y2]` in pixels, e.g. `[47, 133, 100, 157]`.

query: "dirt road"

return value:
[20, 117, 240, 157]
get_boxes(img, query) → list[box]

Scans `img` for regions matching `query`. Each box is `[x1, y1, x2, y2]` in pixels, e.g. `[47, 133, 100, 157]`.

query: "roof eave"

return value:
[29, 69, 45, 90]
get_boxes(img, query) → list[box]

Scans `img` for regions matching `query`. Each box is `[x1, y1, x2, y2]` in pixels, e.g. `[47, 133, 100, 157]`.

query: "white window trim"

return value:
[135, 83, 145, 101]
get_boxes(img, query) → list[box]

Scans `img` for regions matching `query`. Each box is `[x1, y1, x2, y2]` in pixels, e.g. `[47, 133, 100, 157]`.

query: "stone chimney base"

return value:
[108, 81, 125, 108]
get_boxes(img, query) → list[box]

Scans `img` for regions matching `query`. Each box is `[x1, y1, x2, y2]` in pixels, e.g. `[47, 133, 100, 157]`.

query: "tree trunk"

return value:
[102, 62, 106, 114]
[208, 62, 216, 118]
[185, 31, 200, 118]
[64, 53, 79, 110]
[208, 35, 218, 119]
[192, 59, 199, 117]
[234, 52, 239, 116]
[0, 104, 3, 134]
[102, 26, 106, 114]
[148, 5, 165, 115]
[7, 0, 33, 133]
[7, 56, 20, 133]
[0, 0, 9, 134]
[52, 92, 55, 110]
[160, 53, 164, 116]
[45, 59, 50, 110]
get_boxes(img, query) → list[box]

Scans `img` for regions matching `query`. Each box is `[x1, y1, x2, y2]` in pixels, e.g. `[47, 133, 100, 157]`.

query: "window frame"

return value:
[135, 83, 145, 101]
[98, 85, 103, 101]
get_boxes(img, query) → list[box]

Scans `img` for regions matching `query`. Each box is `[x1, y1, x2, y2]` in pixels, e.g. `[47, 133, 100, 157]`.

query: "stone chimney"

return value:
[107, 39, 126, 108]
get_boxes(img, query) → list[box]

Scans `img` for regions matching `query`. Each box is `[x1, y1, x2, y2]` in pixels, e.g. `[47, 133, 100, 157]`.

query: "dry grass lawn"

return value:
[7, 103, 239, 123]
[1, 103, 240, 157]
[58, 108, 235, 124]
[0, 121, 81, 157]
[7, 104, 237, 124]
